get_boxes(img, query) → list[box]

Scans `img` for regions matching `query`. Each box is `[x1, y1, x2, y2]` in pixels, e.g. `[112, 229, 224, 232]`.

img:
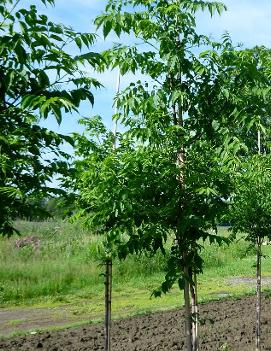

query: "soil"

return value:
[1, 294, 271, 350]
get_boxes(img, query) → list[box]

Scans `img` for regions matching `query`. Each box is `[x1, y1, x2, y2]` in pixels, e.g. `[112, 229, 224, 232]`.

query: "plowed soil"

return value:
[1, 295, 271, 350]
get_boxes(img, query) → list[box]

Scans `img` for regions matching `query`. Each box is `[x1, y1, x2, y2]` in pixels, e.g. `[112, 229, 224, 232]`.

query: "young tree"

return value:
[72, 115, 133, 351]
[221, 45, 271, 351]
[229, 155, 271, 351]
[0, 0, 103, 235]
[88, 1, 239, 349]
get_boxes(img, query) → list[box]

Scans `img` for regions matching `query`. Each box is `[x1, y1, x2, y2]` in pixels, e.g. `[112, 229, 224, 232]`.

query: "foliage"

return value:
[90, 0, 235, 294]
[73, 116, 131, 259]
[204, 45, 271, 156]
[0, 0, 103, 236]
[74, 119, 232, 298]
[43, 196, 76, 219]
[229, 155, 271, 242]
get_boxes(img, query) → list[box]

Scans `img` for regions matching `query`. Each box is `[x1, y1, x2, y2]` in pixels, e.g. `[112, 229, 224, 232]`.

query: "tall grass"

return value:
[0, 221, 102, 304]
[0, 220, 168, 304]
[0, 221, 271, 306]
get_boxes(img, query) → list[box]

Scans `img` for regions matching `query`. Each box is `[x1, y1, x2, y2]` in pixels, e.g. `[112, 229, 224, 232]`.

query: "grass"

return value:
[1, 220, 271, 321]
[8, 319, 24, 327]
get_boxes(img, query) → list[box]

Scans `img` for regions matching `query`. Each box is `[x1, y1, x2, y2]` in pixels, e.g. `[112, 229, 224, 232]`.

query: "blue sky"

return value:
[32, 0, 271, 136]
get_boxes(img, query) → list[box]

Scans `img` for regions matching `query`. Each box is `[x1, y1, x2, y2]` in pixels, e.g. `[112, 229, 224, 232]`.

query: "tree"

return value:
[71, 1, 245, 350]
[74, 117, 233, 351]
[229, 155, 271, 351]
[0, 0, 103, 235]
[73, 115, 131, 351]
[218, 45, 271, 351]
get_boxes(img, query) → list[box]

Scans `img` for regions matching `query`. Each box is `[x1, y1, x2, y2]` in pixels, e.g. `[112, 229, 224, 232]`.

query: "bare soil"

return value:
[1, 294, 271, 350]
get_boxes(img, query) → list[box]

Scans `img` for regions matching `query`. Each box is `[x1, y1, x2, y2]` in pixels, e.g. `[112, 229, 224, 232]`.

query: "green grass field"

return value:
[0, 221, 271, 321]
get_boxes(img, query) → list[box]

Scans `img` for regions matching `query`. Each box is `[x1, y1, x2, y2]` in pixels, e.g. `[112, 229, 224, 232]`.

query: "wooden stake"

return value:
[256, 237, 262, 351]
[184, 264, 192, 351]
[104, 258, 112, 351]
[104, 70, 121, 351]
[256, 129, 261, 351]
[191, 272, 199, 351]
[257, 130, 261, 155]
[113, 70, 121, 147]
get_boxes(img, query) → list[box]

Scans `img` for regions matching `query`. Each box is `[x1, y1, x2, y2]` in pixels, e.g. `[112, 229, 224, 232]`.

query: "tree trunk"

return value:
[256, 237, 262, 351]
[174, 58, 195, 350]
[104, 258, 112, 351]
[191, 272, 199, 351]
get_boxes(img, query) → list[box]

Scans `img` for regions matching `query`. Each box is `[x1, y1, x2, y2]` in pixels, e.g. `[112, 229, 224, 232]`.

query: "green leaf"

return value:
[103, 19, 112, 38]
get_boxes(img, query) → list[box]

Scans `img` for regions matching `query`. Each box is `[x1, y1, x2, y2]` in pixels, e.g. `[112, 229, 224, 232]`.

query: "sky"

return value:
[29, 0, 271, 136]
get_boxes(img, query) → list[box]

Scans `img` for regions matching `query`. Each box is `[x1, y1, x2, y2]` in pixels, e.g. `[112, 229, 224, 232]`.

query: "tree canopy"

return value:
[0, 0, 103, 236]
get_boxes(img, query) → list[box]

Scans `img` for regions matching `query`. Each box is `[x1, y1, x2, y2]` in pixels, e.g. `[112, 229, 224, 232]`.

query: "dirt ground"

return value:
[1, 294, 271, 351]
